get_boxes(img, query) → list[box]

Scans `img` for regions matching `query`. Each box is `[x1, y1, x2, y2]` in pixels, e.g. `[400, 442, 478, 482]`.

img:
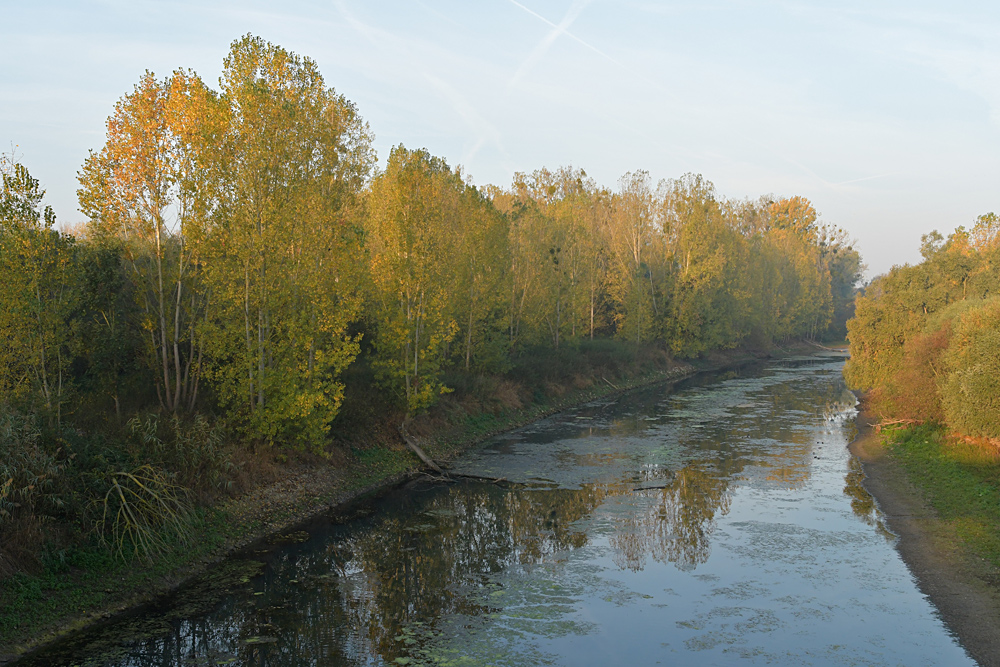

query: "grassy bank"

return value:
[883, 424, 1000, 572]
[2, 339, 790, 661]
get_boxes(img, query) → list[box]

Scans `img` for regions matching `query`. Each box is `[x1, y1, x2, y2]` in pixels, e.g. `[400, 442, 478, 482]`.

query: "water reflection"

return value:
[613, 464, 732, 571]
[843, 457, 895, 541]
[21, 354, 972, 666]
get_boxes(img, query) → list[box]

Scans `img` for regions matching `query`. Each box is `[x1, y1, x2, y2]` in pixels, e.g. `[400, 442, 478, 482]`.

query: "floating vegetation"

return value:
[23, 359, 973, 667]
[269, 530, 311, 545]
[404, 523, 437, 533]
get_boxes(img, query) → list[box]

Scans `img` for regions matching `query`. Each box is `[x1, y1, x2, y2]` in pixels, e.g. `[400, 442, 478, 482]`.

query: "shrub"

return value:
[881, 322, 950, 422]
[941, 297, 1000, 440]
[125, 413, 234, 495]
[0, 408, 62, 527]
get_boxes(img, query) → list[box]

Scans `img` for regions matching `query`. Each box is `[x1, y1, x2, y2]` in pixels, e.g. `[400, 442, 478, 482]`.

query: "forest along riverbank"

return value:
[12, 351, 973, 666]
[849, 405, 1000, 667]
[2, 343, 790, 663]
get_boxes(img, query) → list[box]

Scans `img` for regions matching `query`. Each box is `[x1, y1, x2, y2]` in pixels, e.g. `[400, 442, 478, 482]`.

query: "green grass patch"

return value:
[886, 424, 1000, 567]
[0, 508, 235, 650]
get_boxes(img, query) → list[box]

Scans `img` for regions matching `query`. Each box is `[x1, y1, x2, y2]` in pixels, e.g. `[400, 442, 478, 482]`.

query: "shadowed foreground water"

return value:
[23, 352, 973, 666]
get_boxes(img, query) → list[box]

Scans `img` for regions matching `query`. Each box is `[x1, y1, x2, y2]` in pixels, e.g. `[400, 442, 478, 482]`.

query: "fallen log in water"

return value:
[399, 419, 444, 474]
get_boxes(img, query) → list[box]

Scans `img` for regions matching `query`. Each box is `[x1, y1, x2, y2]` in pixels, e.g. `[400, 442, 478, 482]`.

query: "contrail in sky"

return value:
[505, 0, 628, 71]
[744, 136, 898, 191]
[832, 173, 898, 187]
[508, 0, 588, 90]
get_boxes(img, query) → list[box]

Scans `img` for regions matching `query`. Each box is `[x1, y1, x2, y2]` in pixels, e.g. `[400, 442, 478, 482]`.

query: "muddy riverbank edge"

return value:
[0, 342, 821, 663]
[849, 401, 1000, 667]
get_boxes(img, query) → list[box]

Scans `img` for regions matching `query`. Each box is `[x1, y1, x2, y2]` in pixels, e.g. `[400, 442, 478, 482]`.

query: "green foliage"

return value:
[196, 35, 372, 449]
[886, 321, 950, 422]
[0, 34, 863, 594]
[0, 157, 55, 229]
[663, 175, 746, 355]
[0, 407, 62, 526]
[365, 146, 498, 414]
[604, 170, 658, 345]
[821, 225, 864, 340]
[846, 223, 1000, 441]
[0, 159, 79, 423]
[940, 297, 1000, 439]
[76, 70, 211, 415]
[75, 240, 148, 419]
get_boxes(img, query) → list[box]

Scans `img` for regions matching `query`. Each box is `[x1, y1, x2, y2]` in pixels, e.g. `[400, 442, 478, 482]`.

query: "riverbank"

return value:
[1, 341, 807, 663]
[849, 403, 1000, 667]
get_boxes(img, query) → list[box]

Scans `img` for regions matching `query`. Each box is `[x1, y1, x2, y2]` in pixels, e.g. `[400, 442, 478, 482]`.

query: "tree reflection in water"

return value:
[33, 356, 903, 667]
[843, 456, 895, 541]
[612, 464, 732, 571]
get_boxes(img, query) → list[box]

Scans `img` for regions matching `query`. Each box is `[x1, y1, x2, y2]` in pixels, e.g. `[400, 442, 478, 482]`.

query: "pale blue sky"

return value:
[4, 0, 999, 276]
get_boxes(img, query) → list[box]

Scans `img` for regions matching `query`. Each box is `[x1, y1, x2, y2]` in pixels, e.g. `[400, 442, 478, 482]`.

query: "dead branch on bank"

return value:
[399, 418, 445, 474]
[803, 339, 844, 352]
[449, 472, 512, 485]
[875, 418, 919, 432]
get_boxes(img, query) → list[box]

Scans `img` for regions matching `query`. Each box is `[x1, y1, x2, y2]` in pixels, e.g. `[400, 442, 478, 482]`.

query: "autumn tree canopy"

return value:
[6, 34, 862, 449]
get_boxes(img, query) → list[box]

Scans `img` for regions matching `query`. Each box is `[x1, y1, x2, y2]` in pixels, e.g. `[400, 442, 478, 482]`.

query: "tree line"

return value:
[0, 35, 859, 569]
[845, 216, 1000, 441]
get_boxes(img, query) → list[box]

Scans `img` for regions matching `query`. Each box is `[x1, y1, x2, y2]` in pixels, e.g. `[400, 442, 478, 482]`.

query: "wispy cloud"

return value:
[424, 73, 506, 165]
[743, 135, 900, 193]
[332, 0, 391, 49]
[896, 41, 1000, 126]
[774, 2, 1000, 127]
[505, 0, 671, 96]
[413, 0, 467, 29]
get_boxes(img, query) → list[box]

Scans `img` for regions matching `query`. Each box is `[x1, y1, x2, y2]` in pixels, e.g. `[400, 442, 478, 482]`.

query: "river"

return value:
[20, 351, 973, 666]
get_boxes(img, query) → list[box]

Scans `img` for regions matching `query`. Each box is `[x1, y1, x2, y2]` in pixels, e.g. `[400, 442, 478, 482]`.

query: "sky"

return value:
[3, 0, 1000, 277]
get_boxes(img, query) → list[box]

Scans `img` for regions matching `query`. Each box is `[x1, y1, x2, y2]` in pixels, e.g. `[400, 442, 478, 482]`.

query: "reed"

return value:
[97, 465, 193, 564]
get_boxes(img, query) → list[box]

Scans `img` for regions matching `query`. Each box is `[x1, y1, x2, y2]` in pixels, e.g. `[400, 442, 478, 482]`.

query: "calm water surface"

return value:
[25, 352, 974, 666]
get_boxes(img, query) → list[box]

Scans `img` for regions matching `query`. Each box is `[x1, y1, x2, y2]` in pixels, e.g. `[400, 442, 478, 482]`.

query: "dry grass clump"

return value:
[97, 465, 193, 564]
[0, 408, 62, 575]
[124, 414, 236, 499]
[492, 380, 524, 410]
[545, 382, 567, 398]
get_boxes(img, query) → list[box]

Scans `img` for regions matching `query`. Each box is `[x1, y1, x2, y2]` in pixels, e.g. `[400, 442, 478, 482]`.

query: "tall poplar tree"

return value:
[365, 146, 472, 413]
[607, 171, 659, 343]
[197, 35, 374, 447]
[78, 70, 211, 413]
[0, 158, 77, 424]
[451, 182, 510, 371]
